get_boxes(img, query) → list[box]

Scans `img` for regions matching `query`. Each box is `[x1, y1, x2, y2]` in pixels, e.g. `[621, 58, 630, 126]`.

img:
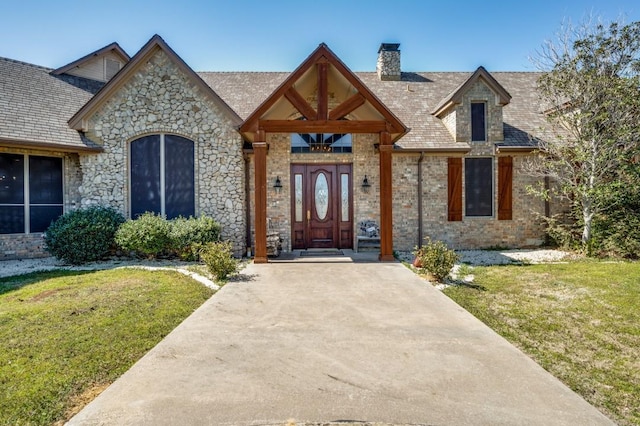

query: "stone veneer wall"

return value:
[0, 147, 83, 259]
[390, 152, 547, 251]
[376, 50, 401, 81]
[246, 133, 380, 252]
[81, 48, 246, 253]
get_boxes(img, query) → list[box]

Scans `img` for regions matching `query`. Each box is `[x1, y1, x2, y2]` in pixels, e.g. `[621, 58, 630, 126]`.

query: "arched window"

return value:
[130, 134, 195, 219]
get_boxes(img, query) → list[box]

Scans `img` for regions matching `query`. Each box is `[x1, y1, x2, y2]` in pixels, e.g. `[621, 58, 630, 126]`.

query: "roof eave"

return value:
[495, 145, 537, 153]
[0, 137, 103, 153]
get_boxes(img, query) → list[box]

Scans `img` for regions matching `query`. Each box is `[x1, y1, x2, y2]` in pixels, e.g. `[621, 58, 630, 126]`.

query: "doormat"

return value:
[299, 249, 344, 257]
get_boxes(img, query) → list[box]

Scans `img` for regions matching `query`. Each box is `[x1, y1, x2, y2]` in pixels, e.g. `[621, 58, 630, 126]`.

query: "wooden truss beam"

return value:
[284, 87, 316, 120]
[258, 119, 388, 133]
[329, 94, 366, 121]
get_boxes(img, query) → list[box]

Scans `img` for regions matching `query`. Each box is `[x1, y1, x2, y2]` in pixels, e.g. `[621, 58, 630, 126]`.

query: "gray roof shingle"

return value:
[200, 70, 550, 150]
[1, 54, 549, 152]
[0, 57, 103, 150]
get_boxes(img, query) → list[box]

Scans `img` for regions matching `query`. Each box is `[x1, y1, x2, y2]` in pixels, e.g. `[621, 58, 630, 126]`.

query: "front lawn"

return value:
[443, 261, 640, 426]
[0, 268, 214, 425]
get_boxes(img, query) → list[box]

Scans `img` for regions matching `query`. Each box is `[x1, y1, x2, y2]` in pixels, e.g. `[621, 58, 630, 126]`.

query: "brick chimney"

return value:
[377, 43, 401, 81]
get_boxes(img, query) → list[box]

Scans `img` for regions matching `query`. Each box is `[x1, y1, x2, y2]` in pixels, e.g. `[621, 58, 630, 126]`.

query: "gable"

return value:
[239, 43, 407, 143]
[69, 35, 241, 132]
[52, 42, 130, 83]
[432, 66, 511, 118]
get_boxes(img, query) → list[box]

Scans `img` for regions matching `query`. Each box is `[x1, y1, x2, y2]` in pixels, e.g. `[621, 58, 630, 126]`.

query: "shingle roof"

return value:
[0, 57, 103, 151]
[1, 53, 549, 153]
[200, 70, 550, 150]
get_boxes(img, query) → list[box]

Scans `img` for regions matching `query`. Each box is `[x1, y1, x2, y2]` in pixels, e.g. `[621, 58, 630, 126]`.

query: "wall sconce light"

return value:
[273, 176, 283, 193]
[361, 175, 371, 193]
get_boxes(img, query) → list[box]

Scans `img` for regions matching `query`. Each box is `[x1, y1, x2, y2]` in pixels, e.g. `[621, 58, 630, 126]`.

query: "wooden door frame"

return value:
[290, 163, 353, 250]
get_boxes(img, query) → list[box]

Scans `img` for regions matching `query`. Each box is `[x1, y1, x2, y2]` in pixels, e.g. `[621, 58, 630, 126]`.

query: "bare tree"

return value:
[529, 18, 640, 247]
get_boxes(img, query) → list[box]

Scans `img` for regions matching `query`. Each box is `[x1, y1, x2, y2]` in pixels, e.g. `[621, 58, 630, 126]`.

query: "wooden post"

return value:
[253, 130, 268, 263]
[379, 133, 394, 261]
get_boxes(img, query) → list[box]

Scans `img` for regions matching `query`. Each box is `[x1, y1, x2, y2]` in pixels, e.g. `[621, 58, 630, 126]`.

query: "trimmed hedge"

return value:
[44, 206, 125, 265]
[115, 213, 222, 259]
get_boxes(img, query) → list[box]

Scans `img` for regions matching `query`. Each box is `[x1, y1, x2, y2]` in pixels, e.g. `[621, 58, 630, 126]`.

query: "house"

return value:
[0, 35, 556, 262]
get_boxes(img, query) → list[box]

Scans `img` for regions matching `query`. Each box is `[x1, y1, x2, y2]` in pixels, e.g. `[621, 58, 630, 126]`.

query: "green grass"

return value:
[443, 261, 640, 426]
[0, 268, 214, 425]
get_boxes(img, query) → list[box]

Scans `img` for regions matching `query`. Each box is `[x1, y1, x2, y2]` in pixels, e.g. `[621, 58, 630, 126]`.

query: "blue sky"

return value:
[0, 0, 638, 72]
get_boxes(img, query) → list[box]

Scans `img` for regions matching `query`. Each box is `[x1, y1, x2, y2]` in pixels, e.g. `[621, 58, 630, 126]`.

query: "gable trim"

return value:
[68, 35, 242, 131]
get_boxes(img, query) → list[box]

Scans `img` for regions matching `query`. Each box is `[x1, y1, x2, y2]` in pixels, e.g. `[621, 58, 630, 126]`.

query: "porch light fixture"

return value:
[361, 175, 371, 193]
[273, 176, 283, 193]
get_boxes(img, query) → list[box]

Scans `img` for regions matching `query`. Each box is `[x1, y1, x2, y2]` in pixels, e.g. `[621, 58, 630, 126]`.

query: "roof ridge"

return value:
[0, 56, 52, 71]
[197, 70, 290, 74]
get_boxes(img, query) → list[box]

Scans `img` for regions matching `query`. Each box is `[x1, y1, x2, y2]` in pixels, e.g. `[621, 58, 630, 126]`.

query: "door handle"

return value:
[307, 210, 311, 222]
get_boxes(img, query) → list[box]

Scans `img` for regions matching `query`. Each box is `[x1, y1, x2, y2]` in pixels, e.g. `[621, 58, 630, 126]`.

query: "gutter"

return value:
[0, 137, 104, 153]
[244, 154, 252, 256]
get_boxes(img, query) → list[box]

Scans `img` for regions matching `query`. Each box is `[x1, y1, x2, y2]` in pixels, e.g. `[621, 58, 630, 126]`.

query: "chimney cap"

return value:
[378, 43, 400, 53]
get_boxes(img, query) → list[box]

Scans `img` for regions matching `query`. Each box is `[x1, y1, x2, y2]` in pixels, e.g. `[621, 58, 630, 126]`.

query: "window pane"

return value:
[131, 135, 161, 218]
[0, 206, 25, 234]
[0, 153, 24, 204]
[29, 156, 63, 204]
[294, 174, 303, 222]
[30, 205, 63, 233]
[341, 173, 349, 222]
[164, 135, 195, 219]
[314, 173, 328, 220]
[291, 133, 352, 153]
[471, 103, 486, 141]
[465, 158, 493, 216]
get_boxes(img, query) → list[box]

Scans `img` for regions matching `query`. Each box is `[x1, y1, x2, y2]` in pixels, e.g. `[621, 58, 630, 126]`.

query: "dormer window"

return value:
[471, 102, 486, 141]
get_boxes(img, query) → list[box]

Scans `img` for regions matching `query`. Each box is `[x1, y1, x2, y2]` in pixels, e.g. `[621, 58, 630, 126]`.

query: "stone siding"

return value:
[0, 147, 83, 259]
[80, 48, 246, 253]
[376, 50, 401, 81]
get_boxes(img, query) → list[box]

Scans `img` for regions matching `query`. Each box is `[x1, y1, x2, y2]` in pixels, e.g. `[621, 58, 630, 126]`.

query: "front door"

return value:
[291, 164, 352, 249]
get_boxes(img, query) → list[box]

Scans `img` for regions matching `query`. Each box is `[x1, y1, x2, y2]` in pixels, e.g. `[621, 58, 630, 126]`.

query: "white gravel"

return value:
[0, 257, 219, 290]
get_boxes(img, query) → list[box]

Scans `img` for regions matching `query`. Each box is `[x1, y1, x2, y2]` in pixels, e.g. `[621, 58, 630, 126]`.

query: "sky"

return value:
[0, 0, 638, 73]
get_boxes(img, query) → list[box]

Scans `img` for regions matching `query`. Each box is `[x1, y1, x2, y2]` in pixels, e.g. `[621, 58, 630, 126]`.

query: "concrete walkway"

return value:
[68, 251, 613, 425]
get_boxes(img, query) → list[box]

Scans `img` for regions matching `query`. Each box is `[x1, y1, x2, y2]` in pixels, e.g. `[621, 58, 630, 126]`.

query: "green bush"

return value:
[200, 241, 238, 281]
[115, 213, 172, 258]
[44, 206, 125, 264]
[170, 216, 221, 260]
[414, 237, 459, 282]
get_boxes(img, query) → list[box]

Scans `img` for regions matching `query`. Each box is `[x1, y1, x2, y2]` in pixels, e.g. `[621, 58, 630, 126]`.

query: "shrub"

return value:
[200, 241, 238, 281]
[44, 206, 125, 264]
[170, 216, 221, 260]
[115, 213, 172, 258]
[414, 237, 459, 282]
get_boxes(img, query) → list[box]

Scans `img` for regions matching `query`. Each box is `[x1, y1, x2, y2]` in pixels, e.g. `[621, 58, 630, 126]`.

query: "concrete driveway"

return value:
[68, 251, 613, 425]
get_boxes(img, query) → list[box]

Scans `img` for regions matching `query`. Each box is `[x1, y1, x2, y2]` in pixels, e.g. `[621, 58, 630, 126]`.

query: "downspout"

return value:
[417, 151, 425, 248]
[244, 154, 252, 257]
